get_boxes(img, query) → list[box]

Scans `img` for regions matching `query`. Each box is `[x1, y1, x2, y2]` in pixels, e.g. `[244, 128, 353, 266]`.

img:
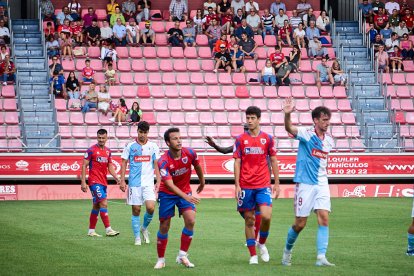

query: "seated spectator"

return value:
[400, 33, 414, 59]
[316, 56, 334, 90]
[49, 69, 67, 99]
[214, 33, 230, 54]
[204, 0, 217, 16]
[218, 0, 231, 17]
[57, 18, 72, 35]
[0, 54, 15, 85]
[296, 0, 312, 17]
[169, 0, 188, 22]
[110, 6, 126, 27]
[44, 21, 55, 38]
[261, 59, 276, 85]
[46, 35, 60, 58]
[402, 9, 414, 32]
[58, 30, 73, 61]
[67, 0, 81, 21]
[83, 7, 98, 29]
[275, 58, 291, 86]
[213, 44, 232, 73]
[331, 59, 348, 85]
[167, 20, 184, 47]
[289, 9, 302, 29]
[81, 83, 98, 113]
[98, 85, 111, 115]
[372, 0, 385, 15]
[316, 10, 330, 32]
[372, 33, 385, 53]
[230, 44, 245, 72]
[100, 20, 114, 43]
[238, 31, 258, 60]
[261, 8, 275, 41]
[140, 20, 155, 45]
[0, 19, 9, 44]
[389, 45, 403, 72]
[40, 0, 56, 21]
[204, 6, 219, 29]
[71, 21, 84, 46]
[308, 36, 328, 59]
[66, 71, 80, 99]
[228, 34, 238, 47]
[205, 18, 223, 50]
[113, 18, 127, 46]
[374, 7, 388, 30]
[56, 6, 73, 26]
[128, 102, 142, 125]
[49, 55, 64, 75]
[278, 19, 292, 47]
[0, 45, 7, 60]
[105, 63, 116, 86]
[270, 0, 286, 16]
[385, 0, 400, 15]
[303, 8, 316, 28]
[388, 8, 400, 28]
[246, 9, 261, 35]
[232, 8, 245, 32]
[183, 20, 196, 47]
[380, 22, 392, 40]
[359, 0, 373, 23]
[122, 0, 136, 21]
[136, 0, 151, 22]
[221, 9, 233, 34]
[235, 19, 253, 40]
[368, 23, 379, 43]
[400, 0, 411, 16]
[126, 18, 140, 45]
[107, 0, 120, 22]
[81, 59, 96, 85]
[269, 45, 284, 70]
[85, 19, 101, 46]
[288, 45, 301, 72]
[385, 32, 400, 53]
[109, 98, 128, 126]
[275, 8, 288, 30]
[245, 0, 259, 13]
[101, 44, 118, 68]
[305, 20, 320, 41]
[394, 20, 409, 38]
[193, 9, 206, 35]
[293, 22, 306, 49]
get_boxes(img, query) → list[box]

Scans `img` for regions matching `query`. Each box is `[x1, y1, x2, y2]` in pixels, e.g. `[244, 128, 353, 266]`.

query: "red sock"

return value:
[89, 209, 99, 229]
[180, 228, 193, 252]
[254, 213, 261, 240]
[100, 208, 110, 228]
[157, 232, 168, 258]
[246, 239, 257, 256]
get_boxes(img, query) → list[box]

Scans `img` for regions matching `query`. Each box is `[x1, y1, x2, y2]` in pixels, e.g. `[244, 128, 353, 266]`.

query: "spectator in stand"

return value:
[100, 20, 114, 43]
[205, 18, 223, 50]
[169, 0, 188, 22]
[0, 55, 15, 86]
[98, 85, 111, 115]
[289, 9, 303, 29]
[81, 59, 96, 85]
[105, 63, 116, 86]
[141, 20, 155, 45]
[372, 33, 385, 53]
[44, 22, 55, 38]
[372, 0, 385, 15]
[113, 18, 127, 46]
[296, 0, 312, 17]
[303, 8, 316, 28]
[305, 20, 320, 41]
[109, 98, 128, 126]
[107, 0, 120, 22]
[308, 36, 328, 58]
[233, 8, 245, 32]
[46, 35, 60, 58]
[111, 6, 126, 27]
[275, 58, 291, 86]
[204, 0, 217, 16]
[231, 0, 245, 15]
[261, 59, 277, 85]
[101, 44, 118, 68]
[238, 31, 258, 60]
[221, 9, 234, 34]
[66, 71, 81, 99]
[380, 22, 392, 40]
[49, 70, 67, 98]
[374, 7, 388, 30]
[288, 45, 301, 72]
[56, 6, 74, 26]
[228, 34, 238, 47]
[389, 45, 403, 72]
[83, 7, 98, 29]
[214, 33, 230, 55]
[58, 18, 72, 35]
[368, 22, 379, 43]
[245, 0, 259, 13]
[128, 102, 142, 125]
[0, 6, 9, 25]
[385, 32, 400, 53]
[400, 33, 414, 59]
[402, 9, 414, 32]
[40, 0, 55, 21]
[71, 21, 83, 46]
[330, 59, 348, 85]
[270, 0, 286, 16]
[67, 0, 81, 21]
[167, 20, 184, 47]
[269, 45, 284, 70]
[316, 56, 334, 90]
[385, 0, 400, 15]
[204, 6, 219, 29]
[316, 10, 331, 32]
[388, 9, 400, 28]
[81, 83, 98, 113]
[122, 0, 136, 21]
[359, 0, 373, 23]
[261, 8, 275, 41]
[275, 8, 289, 30]
[0, 45, 7, 60]
[235, 19, 253, 40]
[49, 55, 64, 75]
[85, 19, 101, 46]
[136, 0, 151, 23]
[193, 9, 206, 35]
[59, 30, 73, 61]
[183, 20, 196, 47]
[400, 0, 411, 15]
[213, 43, 232, 73]
[375, 44, 390, 72]
[278, 19, 292, 47]
[126, 18, 140, 45]
[394, 20, 409, 38]
[246, 9, 261, 35]
[230, 44, 246, 73]
[218, 0, 232, 17]
[294, 22, 306, 49]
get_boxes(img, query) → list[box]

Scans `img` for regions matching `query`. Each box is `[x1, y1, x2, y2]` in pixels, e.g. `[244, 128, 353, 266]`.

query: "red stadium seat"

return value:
[62, 59, 75, 71]
[391, 98, 401, 110]
[381, 73, 392, 84]
[291, 86, 305, 98]
[299, 60, 312, 72]
[406, 112, 414, 124]
[108, 86, 122, 98]
[55, 98, 67, 111]
[264, 36, 277, 46]
[122, 86, 136, 98]
[59, 126, 71, 138]
[70, 112, 84, 125]
[138, 98, 153, 111]
[164, 86, 179, 98]
[96, 9, 107, 20]
[204, 126, 218, 137]
[145, 59, 159, 71]
[4, 112, 18, 125]
[302, 73, 316, 85]
[346, 126, 360, 138]
[188, 126, 203, 138]
[256, 47, 267, 59]
[329, 112, 342, 124]
[71, 126, 87, 138]
[278, 139, 292, 151]
[253, 35, 264, 46]
[335, 139, 350, 152]
[394, 111, 406, 124]
[137, 86, 151, 98]
[57, 111, 70, 125]
[152, 21, 165, 32]
[244, 59, 257, 72]
[236, 86, 249, 98]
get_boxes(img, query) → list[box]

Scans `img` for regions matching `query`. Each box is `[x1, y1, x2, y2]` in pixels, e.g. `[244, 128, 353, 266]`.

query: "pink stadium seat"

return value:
[171, 47, 184, 58]
[403, 61, 414, 72]
[290, 86, 305, 98]
[198, 47, 212, 58]
[96, 9, 107, 20]
[246, 73, 260, 84]
[85, 112, 99, 124]
[256, 47, 267, 59]
[232, 73, 246, 84]
[147, 73, 162, 84]
[201, 60, 214, 71]
[55, 99, 67, 111]
[190, 72, 204, 84]
[302, 73, 316, 85]
[239, 99, 252, 110]
[268, 99, 283, 111]
[194, 86, 208, 98]
[217, 125, 231, 138]
[324, 99, 338, 111]
[244, 59, 257, 72]
[122, 86, 136, 98]
[330, 125, 346, 138]
[295, 99, 310, 111]
[214, 112, 228, 124]
[71, 126, 87, 138]
[188, 126, 203, 138]
[184, 47, 198, 58]
[142, 112, 156, 124]
[153, 99, 168, 111]
[250, 86, 264, 98]
[337, 99, 352, 111]
[396, 86, 411, 98]
[235, 86, 249, 98]
[329, 113, 342, 124]
[299, 60, 312, 72]
[150, 86, 164, 98]
[143, 47, 157, 58]
[168, 99, 182, 111]
[129, 47, 142, 58]
[269, 112, 283, 124]
[342, 113, 356, 124]
[277, 86, 291, 98]
[159, 59, 173, 71]
[115, 126, 130, 138]
[346, 126, 360, 138]
[171, 112, 185, 124]
[222, 86, 235, 98]
[117, 60, 131, 72]
[199, 112, 214, 124]
[175, 73, 190, 84]
[392, 73, 406, 85]
[264, 35, 277, 46]
[187, 60, 201, 71]
[327, 47, 336, 59]
[208, 86, 221, 98]
[152, 21, 165, 32]
[145, 59, 159, 71]
[173, 59, 187, 71]
[164, 86, 179, 98]
[256, 59, 266, 70]
[61, 59, 75, 71]
[406, 112, 414, 123]
[185, 112, 199, 125]
[320, 86, 334, 98]
[263, 86, 277, 98]
[391, 98, 401, 110]
[119, 73, 133, 84]
[231, 125, 244, 137]
[274, 127, 289, 138]
[165, 21, 175, 31]
[195, 99, 209, 111]
[1, 86, 15, 98]
[254, 35, 264, 47]
[382, 73, 392, 84]
[4, 112, 18, 124]
[333, 86, 347, 98]
[400, 125, 411, 137]
[335, 139, 350, 152]
[278, 139, 292, 151]
[386, 85, 396, 97]
[57, 112, 69, 125]
[131, 60, 145, 71]
[108, 86, 122, 98]
[59, 126, 71, 138]
[155, 34, 168, 46]
[86, 126, 101, 138]
[70, 112, 84, 125]
[196, 35, 209, 46]
[401, 99, 414, 111]
[225, 99, 239, 111]
[299, 113, 313, 125]
[205, 73, 218, 85]
[156, 112, 171, 124]
[6, 125, 20, 137]
[204, 125, 218, 137]
[178, 86, 192, 98]
[116, 47, 129, 58]
[289, 73, 302, 85]
[253, 98, 267, 110]
[137, 86, 150, 98]
[405, 73, 414, 85]
[300, 47, 309, 59]
[305, 86, 320, 98]
[157, 46, 170, 58]
[210, 98, 225, 111]
[93, 72, 106, 84]
[138, 98, 153, 111]
[60, 139, 73, 152]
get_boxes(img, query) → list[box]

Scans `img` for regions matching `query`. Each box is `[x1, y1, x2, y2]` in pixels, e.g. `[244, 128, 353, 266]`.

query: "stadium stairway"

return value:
[12, 19, 59, 152]
[336, 21, 397, 151]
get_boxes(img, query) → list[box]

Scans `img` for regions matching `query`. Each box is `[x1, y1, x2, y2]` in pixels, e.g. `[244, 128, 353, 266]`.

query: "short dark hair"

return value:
[137, 121, 150, 132]
[312, 106, 331, 120]
[85, 59, 90, 63]
[246, 106, 261, 118]
[275, 45, 281, 50]
[164, 127, 180, 143]
[97, 129, 107, 136]
[53, 70, 59, 75]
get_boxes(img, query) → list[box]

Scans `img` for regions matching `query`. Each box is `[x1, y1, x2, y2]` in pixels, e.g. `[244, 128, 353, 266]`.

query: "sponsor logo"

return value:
[172, 168, 188, 177]
[311, 149, 328, 159]
[383, 164, 414, 171]
[134, 156, 150, 162]
[160, 169, 168, 177]
[0, 185, 16, 194]
[15, 160, 29, 171]
[0, 164, 11, 170]
[343, 185, 366, 197]
[111, 160, 121, 173]
[260, 138, 266, 145]
[244, 140, 248, 144]
[182, 157, 188, 164]
[222, 159, 235, 173]
[40, 161, 81, 172]
[96, 157, 108, 163]
[244, 147, 264, 154]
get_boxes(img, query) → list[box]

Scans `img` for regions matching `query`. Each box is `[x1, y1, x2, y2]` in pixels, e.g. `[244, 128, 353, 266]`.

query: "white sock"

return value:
[317, 254, 325, 259]
[178, 250, 187, 257]
[105, 227, 112, 232]
[158, 257, 165, 262]
[88, 229, 95, 234]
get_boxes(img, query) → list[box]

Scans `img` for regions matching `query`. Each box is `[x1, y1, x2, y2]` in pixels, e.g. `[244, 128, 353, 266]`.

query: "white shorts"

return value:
[294, 183, 331, 217]
[127, 186, 156, 206]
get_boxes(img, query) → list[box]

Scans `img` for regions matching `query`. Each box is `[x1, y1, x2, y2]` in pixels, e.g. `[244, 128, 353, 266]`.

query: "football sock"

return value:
[254, 212, 261, 240]
[246, 238, 257, 256]
[89, 209, 99, 230]
[142, 212, 153, 229]
[317, 225, 329, 257]
[259, 231, 269, 245]
[285, 227, 299, 251]
[180, 227, 193, 252]
[408, 233, 414, 251]
[131, 215, 141, 238]
[99, 208, 110, 228]
[157, 232, 168, 258]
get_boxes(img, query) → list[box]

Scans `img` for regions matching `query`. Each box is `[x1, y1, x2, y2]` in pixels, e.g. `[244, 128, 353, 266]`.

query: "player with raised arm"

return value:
[407, 201, 414, 256]
[119, 121, 161, 245]
[81, 128, 120, 237]
[281, 97, 335, 266]
[233, 106, 280, 265]
[154, 127, 205, 269]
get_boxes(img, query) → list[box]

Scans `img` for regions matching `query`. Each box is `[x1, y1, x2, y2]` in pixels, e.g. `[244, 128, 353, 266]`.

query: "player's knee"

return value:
[245, 216, 255, 228]
[146, 206, 155, 214]
[132, 206, 141, 216]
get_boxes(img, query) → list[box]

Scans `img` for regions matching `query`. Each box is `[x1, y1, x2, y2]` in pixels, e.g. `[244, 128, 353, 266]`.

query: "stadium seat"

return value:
[170, 47, 184, 58]
[171, 112, 185, 124]
[235, 86, 249, 98]
[149, 86, 163, 98]
[274, 127, 289, 138]
[164, 86, 179, 98]
[391, 98, 401, 110]
[157, 47, 170, 58]
[138, 98, 153, 111]
[175, 73, 190, 84]
[195, 98, 209, 111]
[268, 99, 282, 111]
[337, 99, 352, 111]
[386, 85, 396, 97]
[400, 125, 411, 137]
[55, 99, 67, 111]
[217, 125, 231, 138]
[201, 60, 214, 71]
[57, 112, 69, 125]
[85, 112, 99, 124]
[108, 86, 122, 98]
[221, 86, 235, 98]
[116, 47, 129, 58]
[160, 59, 174, 71]
[305, 86, 320, 98]
[208, 86, 221, 98]
[173, 59, 187, 71]
[230, 125, 244, 137]
[342, 112, 356, 124]
[71, 126, 87, 138]
[147, 73, 162, 84]
[324, 99, 338, 111]
[278, 139, 292, 151]
[256, 47, 267, 59]
[152, 21, 165, 32]
[121, 86, 136, 98]
[239, 98, 252, 110]
[264, 36, 277, 46]
[210, 98, 225, 111]
[179, 86, 193, 98]
[69, 112, 84, 125]
[277, 86, 291, 98]
[331, 125, 346, 138]
[184, 47, 198, 58]
[295, 99, 310, 111]
[299, 113, 313, 125]
[198, 47, 212, 58]
[299, 60, 312, 72]
[232, 73, 246, 84]
[253, 35, 264, 47]
[153, 99, 168, 111]
[142, 112, 156, 124]
[250, 86, 264, 98]
[196, 35, 209, 46]
[401, 99, 414, 111]
[244, 59, 257, 72]
[394, 111, 406, 124]
[204, 125, 218, 137]
[145, 59, 159, 71]
[333, 86, 347, 98]
[225, 99, 239, 111]
[1, 86, 15, 98]
[263, 86, 277, 98]
[205, 73, 218, 85]
[156, 112, 171, 124]
[185, 112, 199, 125]
[405, 73, 414, 85]
[381, 73, 392, 84]
[190, 72, 204, 84]
[302, 74, 316, 85]
[289, 73, 302, 85]
[187, 60, 201, 71]
[346, 125, 360, 137]
[396, 86, 411, 98]
[58, 126, 71, 138]
[188, 126, 203, 138]
[392, 73, 405, 85]
[194, 86, 208, 98]
[199, 112, 214, 124]
[329, 112, 341, 124]
[62, 59, 75, 71]
[137, 86, 151, 98]
[143, 47, 157, 58]
[406, 112, 414, 124]
[335, 139, 350, 152]
[129, 47, 143, 58]
[155, 34, 168, 46]
[93, 72, 106, 84]
[131, 60, 145, 71]
[214, 112, 228, 124]
[117, 60, 131, 71]
[168, 99, 182, 111]
[119, 73, 134, 84]
[253, 98, 267, 110]
[320, 86, 334, 98]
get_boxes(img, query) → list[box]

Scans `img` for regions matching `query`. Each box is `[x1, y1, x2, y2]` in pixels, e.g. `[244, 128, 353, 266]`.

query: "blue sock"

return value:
[317, 225, 329, 256]
[131, 215, 140, 238]
[285, 227, 299, 251]
[142, 212, 153, 229]
[408, 233, 414, 251]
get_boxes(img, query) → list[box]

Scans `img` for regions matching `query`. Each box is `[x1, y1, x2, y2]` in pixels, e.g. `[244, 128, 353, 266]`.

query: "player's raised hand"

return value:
[119, 180, 127, 192]
[196, 181, 205, 194]
[185, 194, 200, 205]
[282, 97, 295, 114]
[272, 184, 281, 199]
[204, 136, 216, 147]
[234, 186, 242, 201]
[81, 181, 88, 193]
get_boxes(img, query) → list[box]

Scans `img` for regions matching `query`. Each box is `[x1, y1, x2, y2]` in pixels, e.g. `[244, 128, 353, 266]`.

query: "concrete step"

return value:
[369, 138, 398, 152]
[21, 98, 51, 111]
[14, 45, 44, 57]
[336, 26, 359, 33]
[351, 72, 377, 84]
[23, 111, 54, 124]
[366, 124, 394, 139]
[357, 97, 386, 110]
[18, 71, 49, 83]
[362, 111, 390, 124]
[15, 58, 46, 70]
[25, 138, 59, 152]
[335, 21, 359, 28]
[353, 84, 382, 97]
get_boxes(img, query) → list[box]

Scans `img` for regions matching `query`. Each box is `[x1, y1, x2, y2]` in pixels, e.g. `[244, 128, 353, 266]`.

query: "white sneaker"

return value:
[315, 256, 335, 266]
[106, 229, 120, 237]
[2, 82, 6, 86]
[258, 244, 270, 262]
[134, 237, 142, 245]
[87, 231, 102, 237]
[118, 122, 122, 126]
[154, 259, 166, 269]
[249, 255, 258, 265]
[281, 249, 292, 266]
[141, 228, 150, 244]
[176, 254, 195, 268]
[108, 117, 115, 122]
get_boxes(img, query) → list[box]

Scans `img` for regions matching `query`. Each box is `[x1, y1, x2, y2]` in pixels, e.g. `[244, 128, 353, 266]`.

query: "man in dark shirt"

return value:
[213, 44, 232, 73]
[167, 20, 184, 46]
[235, 19, 254, 40]
[238, 31, 258, 59]
[233, 8, 245, 31]
[136, 0, 152, 22]
[49, 55, 64, 76]
[49, 70, 67, 99]
[86, 19, 101, 46]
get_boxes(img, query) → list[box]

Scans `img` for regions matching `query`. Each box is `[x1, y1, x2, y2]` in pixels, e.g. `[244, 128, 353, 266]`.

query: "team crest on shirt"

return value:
[260, 138, 266, 145]
[182, 156, 188, 164]
[244, 140, 248, 144]
[160, 169, 167, 177]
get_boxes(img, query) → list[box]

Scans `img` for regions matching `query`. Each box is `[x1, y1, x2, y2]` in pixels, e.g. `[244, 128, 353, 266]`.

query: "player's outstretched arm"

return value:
[205, 136, 233, 154]
[164, 179, 200, 204]
[283, 97, 298, 137]
[108, 162, 120, 185]
[270, 155, 281, 199]
[119, 159, 128, 192]
[80, 159, 89, 193]
[234, 158, 242, 201]
[194, 164, 205, 194]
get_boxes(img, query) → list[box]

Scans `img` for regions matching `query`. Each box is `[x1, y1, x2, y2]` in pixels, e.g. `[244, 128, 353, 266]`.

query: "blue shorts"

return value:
[83, 77, 93, 83]
[237, 187, 272, 212]
[89, 184, 107, 204]
[158, 192, 196, 221]
[319, 76, 329, 82]
[184, 37, 195, 44]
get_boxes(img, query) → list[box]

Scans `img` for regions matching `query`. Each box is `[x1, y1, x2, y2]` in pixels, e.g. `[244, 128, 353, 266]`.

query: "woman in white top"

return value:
[193, 9, 206, 34]
[293, 22, 306, 49]
[98, 85, 111, 115]
[316, 10, 331, 32]
[261, 59, 276, 86]
[67, 0, 81, 21]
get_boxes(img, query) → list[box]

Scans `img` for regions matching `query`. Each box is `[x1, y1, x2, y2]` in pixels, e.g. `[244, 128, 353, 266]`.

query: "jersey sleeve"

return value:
[188, 148, 200, 167]
[158, 158, 172, 181]
[267, 134, 277, 156]
[107, 149, 112, 163]
[153, 143, 161, 160]
[121, 142, 131, 160]
[233, 136, 242, 159]
[295, 127, 310, 142]
[84, 148, 93, 161]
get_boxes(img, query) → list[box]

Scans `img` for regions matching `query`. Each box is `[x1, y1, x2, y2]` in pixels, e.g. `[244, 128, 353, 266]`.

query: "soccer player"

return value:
[120, 121, 161, 245]
[81, 128, 120, 237]
[154, 128, 205, 269]
[281, 97, 335, 266]
[233, 106, 280, 265]
[407, 200, 414, 256]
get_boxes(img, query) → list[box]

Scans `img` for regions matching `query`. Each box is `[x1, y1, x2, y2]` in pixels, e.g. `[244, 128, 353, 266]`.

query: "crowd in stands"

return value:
[0, 1, 13, 87]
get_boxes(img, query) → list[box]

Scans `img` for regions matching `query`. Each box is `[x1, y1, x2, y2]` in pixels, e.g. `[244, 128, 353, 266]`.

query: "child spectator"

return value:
[46, 35, 60, 58]
[81, 59, 96, 85]
[105, 63, 116, 86]
[0, 45, 7, 61]
[389, 45, 403, 72]
[98, 85, 111, 115]
[66, 71, 80, 99]
[44, 21, 55, 38]
[375, 45, 389, 73]
[261, 59, 276, 86]
[109, 98, 128, 126]
[101, 44, 118, 68]
[59, 31, 73, 61]
[49, 69, 67, 99]
[71, 21, 83, 46]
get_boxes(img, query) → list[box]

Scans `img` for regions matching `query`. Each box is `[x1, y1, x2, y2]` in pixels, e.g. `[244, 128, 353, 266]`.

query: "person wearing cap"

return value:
[113, 17, 127, 46]
[136, 0, 151, 22]
[126, 18, 140, 45]
[214, 33, 230, 55]
[214, 44, 232, 73]
[167, 20, 184, 47]
[122, 0, 136, 21]
[183, 20, 196, 47]
[308, 36, 328, 59]
[86, 19, 101, 47]
[141, 21, 155, 45]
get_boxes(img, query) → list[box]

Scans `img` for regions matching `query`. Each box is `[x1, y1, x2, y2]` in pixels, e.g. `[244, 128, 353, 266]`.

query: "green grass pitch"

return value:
[0, 197, 412, 275]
